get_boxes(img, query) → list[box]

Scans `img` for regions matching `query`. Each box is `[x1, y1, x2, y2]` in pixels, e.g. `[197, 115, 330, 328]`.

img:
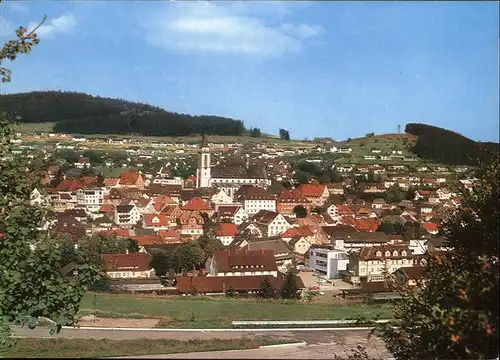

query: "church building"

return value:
[196, 135, 271, 197]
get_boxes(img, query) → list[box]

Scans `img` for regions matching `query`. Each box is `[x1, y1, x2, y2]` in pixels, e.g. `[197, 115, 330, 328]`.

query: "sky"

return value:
[0, 1, 498, 142]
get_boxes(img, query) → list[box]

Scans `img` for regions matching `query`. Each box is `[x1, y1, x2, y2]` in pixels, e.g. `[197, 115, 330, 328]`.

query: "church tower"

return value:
[196, 134, 211, 188]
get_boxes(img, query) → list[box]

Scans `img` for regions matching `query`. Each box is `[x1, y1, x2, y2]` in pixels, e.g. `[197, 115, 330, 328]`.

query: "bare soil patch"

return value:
[77, 318, 160, 328]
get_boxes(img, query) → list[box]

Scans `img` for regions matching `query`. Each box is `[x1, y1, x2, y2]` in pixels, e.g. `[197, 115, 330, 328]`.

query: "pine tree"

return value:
[258, 277, 277, 299]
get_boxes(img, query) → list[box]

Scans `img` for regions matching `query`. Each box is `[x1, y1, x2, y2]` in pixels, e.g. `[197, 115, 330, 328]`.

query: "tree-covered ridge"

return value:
[0, 90, 246, 136]
[405, 123, 499, 166]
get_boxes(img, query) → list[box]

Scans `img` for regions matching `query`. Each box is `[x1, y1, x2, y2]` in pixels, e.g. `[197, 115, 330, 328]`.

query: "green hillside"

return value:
[405, 123, 499, 165]
[0, 91, 245, 137]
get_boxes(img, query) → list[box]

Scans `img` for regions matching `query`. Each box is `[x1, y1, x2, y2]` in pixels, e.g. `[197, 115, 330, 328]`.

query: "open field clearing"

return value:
[15, 122, 55, 133]
[79, 293, 393, 329]
[0, 338, 288, 358]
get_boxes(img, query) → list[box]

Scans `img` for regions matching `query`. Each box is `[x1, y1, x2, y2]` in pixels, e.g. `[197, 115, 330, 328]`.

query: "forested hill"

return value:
[0, 91, 245, 136]
[405, 123, 499, 165]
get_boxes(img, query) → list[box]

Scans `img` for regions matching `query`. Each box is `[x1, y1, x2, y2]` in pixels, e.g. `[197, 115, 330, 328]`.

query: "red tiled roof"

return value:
[214, 249, 278, 273]
[56, 179, 81, 192]
[276, 189, 311, 203]
[281, 225, 314, 238]
[104, 178, 119, 186]
[119, 171, 142, 185]
[157, 230, 182, 242]
[99, 204, 115, 213]
[144, 214, 170, 227]
[340, 216, 379, 232]
[176, 274, 305, 294]
[423, 222, 439, 232]
[98, 229, 132, 237]
[80, 176, 97, 185]
[216, 223, 239, 237]
[181, 197, 212, 211]
[298, 184, 327, 198]
[102, 253, 150, 272]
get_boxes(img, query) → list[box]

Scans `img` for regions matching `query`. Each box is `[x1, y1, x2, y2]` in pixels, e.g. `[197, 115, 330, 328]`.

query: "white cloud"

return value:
[28, 13, 77, 39]
[6, 2, 30, 14]
[141, 2, 323, 58]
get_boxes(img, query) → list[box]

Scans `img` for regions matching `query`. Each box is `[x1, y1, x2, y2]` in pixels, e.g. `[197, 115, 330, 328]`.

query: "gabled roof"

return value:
[281, 225, 314, 238]
[102, 253, 150, 272]
[252, 210, 280, 224]
[116, 205, 135, 213]
[246, 239, 291, 255]
[358, 244, 412, 261]
[217, 205, 242, 217]
[119, 171, 142, 185]
[236, 186, 274, 200]
[216, 223, 239, 237]
[298, 183, 327, 197]
[56, 179, 81, 192]
[176, 274, 305, 293]
[181, 197, 212, 211]
[396, 266, 426, 280]
[213, 249, 278, 273]
[143, 214, 170, 227]
[99, 203, 115, 213]
[276, 189, 310, 203]
[423, 222, 439, 232]
[104, 178, 119, 186]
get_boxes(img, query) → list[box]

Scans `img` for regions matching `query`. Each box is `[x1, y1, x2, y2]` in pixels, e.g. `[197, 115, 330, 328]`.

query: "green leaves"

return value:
[0, 8, 100, 348]
[375, 155, 499, 359]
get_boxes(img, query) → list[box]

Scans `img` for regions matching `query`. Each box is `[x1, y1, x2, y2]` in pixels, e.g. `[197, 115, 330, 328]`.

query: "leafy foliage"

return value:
[280, 266, 300, 300]
[0, 91, 246, 137]
[0, 8, 100, 347]
[375, 155, 499, 359]
[258, 278, 278, 299]
[279, 128, 290, 140]
[293, 205, 307, 218]
[406, 123, 499, 165]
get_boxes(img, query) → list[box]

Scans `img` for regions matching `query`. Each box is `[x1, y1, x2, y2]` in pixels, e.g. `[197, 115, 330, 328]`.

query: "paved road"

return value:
[12, 326, 391, 359]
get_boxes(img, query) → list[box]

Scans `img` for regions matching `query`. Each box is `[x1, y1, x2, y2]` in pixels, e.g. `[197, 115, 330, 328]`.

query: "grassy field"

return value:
[0, 338, 288, 358]
[80, 293, 393, 328]
[15, 122, 55, 133]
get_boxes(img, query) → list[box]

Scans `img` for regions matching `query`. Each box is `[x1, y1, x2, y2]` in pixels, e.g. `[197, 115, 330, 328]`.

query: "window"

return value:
[401, 250, 407, 256]
[393, 251, 398, 257]
[385, 251, 390, 257]
[376, 251, 382, 257]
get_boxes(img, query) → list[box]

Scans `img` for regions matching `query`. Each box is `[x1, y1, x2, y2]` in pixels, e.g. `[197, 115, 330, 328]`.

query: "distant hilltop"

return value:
[0, 90, 247, 137]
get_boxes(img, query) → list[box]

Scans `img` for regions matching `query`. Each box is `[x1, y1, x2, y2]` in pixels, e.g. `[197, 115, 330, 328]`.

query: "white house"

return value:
[114, 204, 141, 227]
[76, 187, 106, 211]
[252, 210, 291, 237]
[211, 189, 234, 205]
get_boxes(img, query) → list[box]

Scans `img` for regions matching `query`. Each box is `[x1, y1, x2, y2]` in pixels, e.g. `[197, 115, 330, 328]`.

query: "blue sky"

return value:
[1, 1, 498, 141]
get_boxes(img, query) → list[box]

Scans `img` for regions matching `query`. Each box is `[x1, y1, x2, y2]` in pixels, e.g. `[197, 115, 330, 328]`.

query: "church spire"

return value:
[200, 133, 208, 148]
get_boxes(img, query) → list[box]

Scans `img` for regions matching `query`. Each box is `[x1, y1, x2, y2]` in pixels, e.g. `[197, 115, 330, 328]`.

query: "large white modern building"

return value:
[308, 246, 349, 279]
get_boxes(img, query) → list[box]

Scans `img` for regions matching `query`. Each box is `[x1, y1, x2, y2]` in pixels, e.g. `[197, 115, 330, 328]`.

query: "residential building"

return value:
[215, 223, 239, 246]
[215, 205, 249, 225]
[114, 205, 141, 227]
[276, 189, 311, 216]
[252, 210, 291, 237]
[75, 187, 105, 211]
[236, 185, 276, 215]
[348, 244, 414, 283]
[298, 183, 329, 207]
[308, 246, 349, 279]
[102, 253, 155, 279]
[205, 249, 279, 277]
